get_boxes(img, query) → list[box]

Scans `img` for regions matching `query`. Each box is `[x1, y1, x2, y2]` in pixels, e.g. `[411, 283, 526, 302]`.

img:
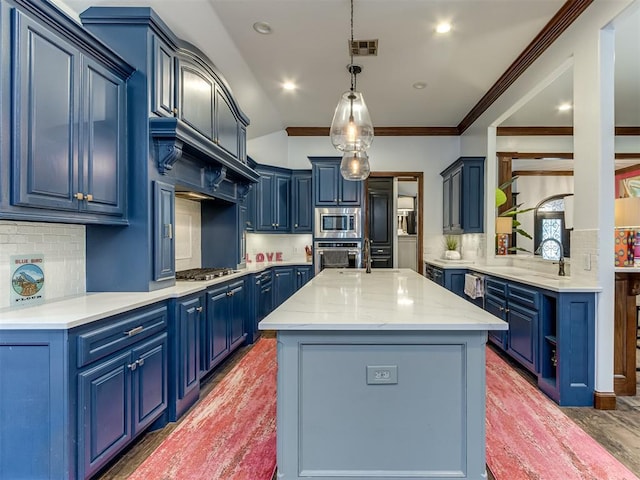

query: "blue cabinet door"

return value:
[449, 168, 462, 231]
[312, 160, 361, 206]
[82, 59, 127, 217]
[11, 9, 80, 211]
[215, 87, 239, 157]
[259, 273, 274, 321]
[339, 176, 362, 205]
[229, 280, 247, 348]
[507, 303, 538, 374]
[152, 35, 176, 117]
[177, 58, 214, 140]
[275, 172, 291, 231]
[274, 267, 295, 307]
[257, 169, 275, 230]
[131, 333, 168, 433]
[176, 297, 201, 408]
[295, 265, 313, 289]
[153, 181, 175, 281]
[204, 285, 230, 372]
[314, 163, 339, 205]
[292, 172, 312, 232]
[78, 351, 132, 480]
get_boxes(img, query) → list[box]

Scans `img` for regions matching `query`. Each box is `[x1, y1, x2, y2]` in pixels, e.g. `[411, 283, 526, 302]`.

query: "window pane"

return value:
[539, 198, 565, 212]
[541, 218, 563, 260]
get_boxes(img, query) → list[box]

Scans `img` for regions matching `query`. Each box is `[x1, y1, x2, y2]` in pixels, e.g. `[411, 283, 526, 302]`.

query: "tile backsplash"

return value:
[246, 233, 312, 264]
[0, 221, 86, 309]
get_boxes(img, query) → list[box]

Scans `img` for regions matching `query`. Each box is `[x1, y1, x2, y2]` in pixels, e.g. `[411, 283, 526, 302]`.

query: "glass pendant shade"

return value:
[340, 150, 370, 181]
[330, 90, 374, 152]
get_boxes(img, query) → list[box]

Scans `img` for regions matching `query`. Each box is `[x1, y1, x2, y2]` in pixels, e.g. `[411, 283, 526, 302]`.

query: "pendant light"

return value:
[330, 0, 374, 181]
[340, 150, 371, 181]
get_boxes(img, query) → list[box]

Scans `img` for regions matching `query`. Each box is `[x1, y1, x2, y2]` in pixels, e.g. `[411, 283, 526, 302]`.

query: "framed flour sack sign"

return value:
[10, 254, 45, 307]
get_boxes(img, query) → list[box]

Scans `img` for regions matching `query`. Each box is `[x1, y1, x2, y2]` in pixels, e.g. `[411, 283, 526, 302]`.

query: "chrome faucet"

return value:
[535, 238, 565, 276]
[363, 238, 372, 273]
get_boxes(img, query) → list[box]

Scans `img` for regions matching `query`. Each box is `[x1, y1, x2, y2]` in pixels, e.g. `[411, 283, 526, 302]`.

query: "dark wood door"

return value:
[367, 177, 394, 268]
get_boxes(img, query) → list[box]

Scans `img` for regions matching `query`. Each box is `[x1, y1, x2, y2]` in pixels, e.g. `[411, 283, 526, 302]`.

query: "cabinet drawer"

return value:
[508, 284, 539, 310]
[485, 278, 507, 298]
[370, 245, 391, 256]
[77, 305, 168, 368]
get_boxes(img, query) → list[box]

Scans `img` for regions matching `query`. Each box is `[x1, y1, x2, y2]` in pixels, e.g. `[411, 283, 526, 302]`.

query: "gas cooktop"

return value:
[175, 267, 236, 281]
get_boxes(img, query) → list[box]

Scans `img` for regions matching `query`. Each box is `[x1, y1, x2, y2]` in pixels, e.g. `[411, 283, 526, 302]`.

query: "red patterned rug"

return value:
[486, 347, 639, 480]
[128, 338, 277, 480]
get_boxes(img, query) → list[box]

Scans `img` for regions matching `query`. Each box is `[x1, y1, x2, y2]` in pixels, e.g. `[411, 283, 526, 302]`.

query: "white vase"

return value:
[443, 250, 461, 260]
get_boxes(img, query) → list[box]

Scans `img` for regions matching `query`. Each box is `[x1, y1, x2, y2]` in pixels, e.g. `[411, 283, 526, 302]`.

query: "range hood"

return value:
[149, 117, 260, 185]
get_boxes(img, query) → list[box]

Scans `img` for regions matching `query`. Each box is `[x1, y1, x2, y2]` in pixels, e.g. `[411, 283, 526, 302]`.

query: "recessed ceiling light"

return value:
[253, 21, 272, 34]
[282, 81, 296, 91]
[557, 103, 572, 112]
[435, 22, 451, 34]
[412, 82, 427, 90]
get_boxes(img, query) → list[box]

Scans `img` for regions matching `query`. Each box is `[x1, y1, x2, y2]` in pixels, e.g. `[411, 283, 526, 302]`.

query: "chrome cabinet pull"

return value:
[137, 358, 145, 367]
[165, 223, 173, 239]
[196, 306, 203, 313]
[128, 362, 137, 371]
[74, 192, 84, 200]
[124, 326, 144, 337]
[86, 194, 93, 202]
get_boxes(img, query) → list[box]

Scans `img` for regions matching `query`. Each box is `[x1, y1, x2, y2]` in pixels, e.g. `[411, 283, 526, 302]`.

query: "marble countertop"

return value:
[258, 269, 507, 331]
[424, 258, 601, 293]
[0, 261, 312, 330]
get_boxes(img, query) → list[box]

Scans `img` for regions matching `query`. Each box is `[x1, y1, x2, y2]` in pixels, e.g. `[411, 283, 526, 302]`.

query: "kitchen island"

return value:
[259, 268, 507, 480]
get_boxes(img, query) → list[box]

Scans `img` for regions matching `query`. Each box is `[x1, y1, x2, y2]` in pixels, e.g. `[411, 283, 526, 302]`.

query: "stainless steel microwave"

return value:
[314, 207, 361, 239]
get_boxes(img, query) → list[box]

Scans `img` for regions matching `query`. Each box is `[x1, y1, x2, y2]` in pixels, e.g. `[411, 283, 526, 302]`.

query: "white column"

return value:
[573, 26, 616, 395]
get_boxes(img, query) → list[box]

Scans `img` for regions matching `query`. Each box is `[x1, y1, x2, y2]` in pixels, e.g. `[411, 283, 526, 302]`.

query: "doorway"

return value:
[365, 172, 424, 272]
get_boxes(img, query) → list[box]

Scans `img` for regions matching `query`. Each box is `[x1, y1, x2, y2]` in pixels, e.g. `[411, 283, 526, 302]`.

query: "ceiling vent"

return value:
[350, 39, 378, 56]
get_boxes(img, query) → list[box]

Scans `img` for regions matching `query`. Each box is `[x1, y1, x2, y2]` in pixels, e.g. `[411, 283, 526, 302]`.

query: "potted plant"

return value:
[443, 235, 461, 260]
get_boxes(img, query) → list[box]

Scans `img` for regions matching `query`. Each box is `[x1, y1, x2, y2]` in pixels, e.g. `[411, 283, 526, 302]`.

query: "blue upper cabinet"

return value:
[256, 166, 291, 232]
[3, 2, 133, 224]
[291, 171, 312, 233]
[310, 157, 362, 207]
[440, 157, 485, 234]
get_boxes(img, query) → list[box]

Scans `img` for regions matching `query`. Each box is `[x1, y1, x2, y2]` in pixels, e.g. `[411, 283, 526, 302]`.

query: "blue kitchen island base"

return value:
[275, 330, 489, 480]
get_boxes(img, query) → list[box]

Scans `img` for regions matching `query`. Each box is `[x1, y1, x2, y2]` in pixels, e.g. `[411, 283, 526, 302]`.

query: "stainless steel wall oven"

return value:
[314, 240, 362, 275]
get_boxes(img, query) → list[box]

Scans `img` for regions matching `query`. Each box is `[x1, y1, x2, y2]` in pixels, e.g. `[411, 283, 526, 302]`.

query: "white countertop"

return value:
[0, 261, 312, 330]
[258, 269, 507, 331]
[424, 258, 601, 293]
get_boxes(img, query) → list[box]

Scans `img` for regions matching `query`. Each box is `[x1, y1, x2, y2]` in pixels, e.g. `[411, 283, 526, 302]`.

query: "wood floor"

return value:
[96, 338, 639, 480]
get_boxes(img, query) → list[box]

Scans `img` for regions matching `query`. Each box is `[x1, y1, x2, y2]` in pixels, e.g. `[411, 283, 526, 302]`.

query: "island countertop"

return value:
[259, 268, 507, 331]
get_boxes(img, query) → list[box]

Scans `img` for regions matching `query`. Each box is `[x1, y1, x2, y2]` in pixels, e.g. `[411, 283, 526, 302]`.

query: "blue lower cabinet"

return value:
[0, 330, 69, 479]
[202, 279, 247, 376]
[78, 330, 168, 480]
[75, 303, 168, 479]
[274, 267, 295, 308]
[169, 294, 203, 421]
[444, 269, 467, 297]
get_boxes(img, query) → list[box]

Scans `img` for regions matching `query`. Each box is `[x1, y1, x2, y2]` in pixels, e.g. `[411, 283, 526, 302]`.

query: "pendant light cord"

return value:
[350, 0, 355, 92]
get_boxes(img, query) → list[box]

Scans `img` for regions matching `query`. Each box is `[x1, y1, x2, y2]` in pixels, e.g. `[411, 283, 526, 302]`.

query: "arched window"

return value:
[534, 194, 571, 260]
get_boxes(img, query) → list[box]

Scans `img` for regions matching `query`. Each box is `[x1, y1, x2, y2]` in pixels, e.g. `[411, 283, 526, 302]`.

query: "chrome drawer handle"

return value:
[196, 306, 203, 313]
[124, 326, 144, 337]
[137, 358, 145, 367]
[128, 363, 137, 371]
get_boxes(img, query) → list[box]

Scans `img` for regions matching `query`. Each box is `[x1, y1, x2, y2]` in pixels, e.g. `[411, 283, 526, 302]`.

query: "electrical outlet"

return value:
[366, 365, 398, 385]
[583, 253, 591, 271]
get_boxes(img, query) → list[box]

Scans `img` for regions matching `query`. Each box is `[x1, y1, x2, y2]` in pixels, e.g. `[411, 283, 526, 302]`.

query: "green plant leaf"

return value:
[515, 228, 533, 240]
[498, 176, 520, 191]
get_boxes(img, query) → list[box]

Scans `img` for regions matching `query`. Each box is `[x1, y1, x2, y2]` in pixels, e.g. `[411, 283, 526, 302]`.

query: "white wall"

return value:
[174, 198, 202, 271]
[0, 221, 85, 309]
